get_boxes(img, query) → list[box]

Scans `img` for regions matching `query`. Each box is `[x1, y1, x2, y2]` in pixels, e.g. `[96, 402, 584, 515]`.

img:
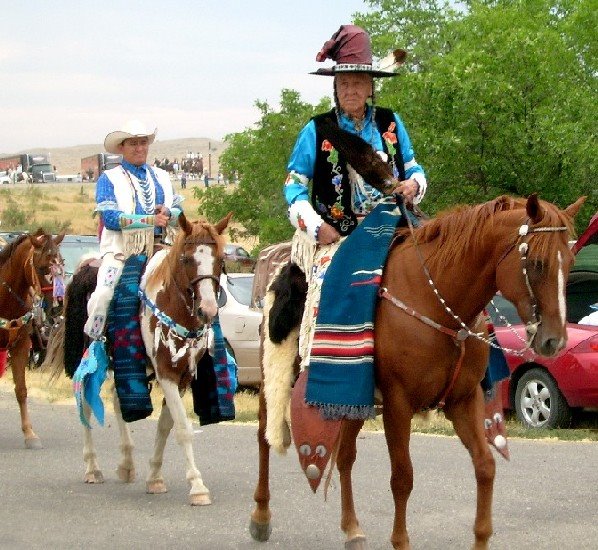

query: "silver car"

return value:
[219, 273, 262, 388]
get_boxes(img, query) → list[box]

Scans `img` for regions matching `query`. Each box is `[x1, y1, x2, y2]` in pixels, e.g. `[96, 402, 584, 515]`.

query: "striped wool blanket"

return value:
[306, 203, 409, 420]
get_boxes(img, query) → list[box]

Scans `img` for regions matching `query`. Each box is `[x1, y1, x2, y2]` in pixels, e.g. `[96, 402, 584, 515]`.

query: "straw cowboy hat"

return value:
[311, 24, 407, 78]
[104, 120, 157, 154]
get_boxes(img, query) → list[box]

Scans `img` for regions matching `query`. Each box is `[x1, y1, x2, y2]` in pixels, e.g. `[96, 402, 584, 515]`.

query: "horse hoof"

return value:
[146, 480, 168, 494]
[345, 535, 368, 550]
[249, 519, 272, 542]
[84, 470, 105, 484]
[117, 466, 136, 483]
[25, 437, 43, 450]
[189, 492, 211, 506]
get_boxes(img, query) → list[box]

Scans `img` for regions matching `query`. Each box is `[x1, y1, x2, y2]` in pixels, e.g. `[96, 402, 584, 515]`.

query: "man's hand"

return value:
[154, 205, 170, 228]
[317, 222, 341, 245]
[392, 177, 419, 204]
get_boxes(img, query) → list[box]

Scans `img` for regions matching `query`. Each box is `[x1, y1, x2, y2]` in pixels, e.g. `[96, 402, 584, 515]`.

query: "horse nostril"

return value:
[540, 338, 561, 357]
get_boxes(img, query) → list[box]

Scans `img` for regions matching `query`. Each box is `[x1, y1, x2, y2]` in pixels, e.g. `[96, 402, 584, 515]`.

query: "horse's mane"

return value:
[152, 220, 226, 286]
[0, 228, 48, 269]
[400, 196, 575, 273]
[0, 234, 30, 268]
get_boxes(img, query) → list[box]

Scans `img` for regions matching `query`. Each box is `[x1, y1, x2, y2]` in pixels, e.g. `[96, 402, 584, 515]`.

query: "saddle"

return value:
[251, 241, 292, 309]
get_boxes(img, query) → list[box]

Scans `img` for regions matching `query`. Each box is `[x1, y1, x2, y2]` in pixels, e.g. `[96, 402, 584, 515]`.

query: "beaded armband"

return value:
[119, 213, 155, 230]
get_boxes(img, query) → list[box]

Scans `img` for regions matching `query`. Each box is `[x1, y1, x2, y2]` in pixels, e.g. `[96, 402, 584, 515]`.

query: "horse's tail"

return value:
[39, 317, 65, 382]
[64, 263, 98, 378]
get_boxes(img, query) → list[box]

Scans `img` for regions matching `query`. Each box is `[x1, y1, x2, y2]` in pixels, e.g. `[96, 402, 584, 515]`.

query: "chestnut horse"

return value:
[54, 213, 231, 505]
[250, 194, 585, 549]
[0, 229, 64, 448]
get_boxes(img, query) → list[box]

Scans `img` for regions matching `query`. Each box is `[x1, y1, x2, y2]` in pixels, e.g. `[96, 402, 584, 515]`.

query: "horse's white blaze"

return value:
[193, 245, 218, 319]
[557, 250, 566, 327]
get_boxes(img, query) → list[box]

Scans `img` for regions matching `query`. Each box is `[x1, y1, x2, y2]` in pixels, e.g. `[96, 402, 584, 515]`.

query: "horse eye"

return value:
[180, 255, 194, 265]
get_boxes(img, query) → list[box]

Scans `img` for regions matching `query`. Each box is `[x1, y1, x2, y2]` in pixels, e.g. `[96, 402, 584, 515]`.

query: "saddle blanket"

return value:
[306, 203, 409, 420]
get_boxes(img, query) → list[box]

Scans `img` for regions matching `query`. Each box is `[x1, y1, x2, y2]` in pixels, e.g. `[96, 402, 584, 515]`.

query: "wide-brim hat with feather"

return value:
[104, 120, 157, 154]
[311, 24, 406, 78]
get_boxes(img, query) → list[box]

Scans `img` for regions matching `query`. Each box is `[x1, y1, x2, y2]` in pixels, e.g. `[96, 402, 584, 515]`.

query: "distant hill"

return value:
[2, 137, 226, 176]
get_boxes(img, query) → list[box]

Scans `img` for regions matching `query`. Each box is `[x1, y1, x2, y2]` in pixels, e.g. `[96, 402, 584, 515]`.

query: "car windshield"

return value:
[59, 237, 99, 276]
[225, 275, 253, 307]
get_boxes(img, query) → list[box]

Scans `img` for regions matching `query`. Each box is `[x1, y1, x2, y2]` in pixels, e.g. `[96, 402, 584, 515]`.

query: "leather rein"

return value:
[379, 196, 568, 409]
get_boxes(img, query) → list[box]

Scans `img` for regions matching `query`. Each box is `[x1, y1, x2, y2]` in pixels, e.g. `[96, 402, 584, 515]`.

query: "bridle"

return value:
[378, 196, 568, 407]
[138, 233, 225, 361]
[495, 220, 568, 346]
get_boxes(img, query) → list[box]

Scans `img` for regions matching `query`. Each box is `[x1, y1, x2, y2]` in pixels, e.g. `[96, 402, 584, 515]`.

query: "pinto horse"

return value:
[0, 229, 64, 448]
[55, 213, 231, 505]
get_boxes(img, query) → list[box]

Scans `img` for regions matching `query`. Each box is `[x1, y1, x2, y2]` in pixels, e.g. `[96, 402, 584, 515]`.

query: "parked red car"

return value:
[491, 214, 598, 428]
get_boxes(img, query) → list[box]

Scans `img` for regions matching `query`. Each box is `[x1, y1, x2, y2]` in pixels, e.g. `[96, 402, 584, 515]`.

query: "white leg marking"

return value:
[82, 400, 103, 483]
[113, 385, 136, 482]
[146, 399, 174, 494]
[161, 377, 211, 505]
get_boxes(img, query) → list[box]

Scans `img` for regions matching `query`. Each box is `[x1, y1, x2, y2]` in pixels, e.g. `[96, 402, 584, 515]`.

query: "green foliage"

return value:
[357, 0, 597, 230]
[197, 0, 595, 245]
[194, 89, 332, 249]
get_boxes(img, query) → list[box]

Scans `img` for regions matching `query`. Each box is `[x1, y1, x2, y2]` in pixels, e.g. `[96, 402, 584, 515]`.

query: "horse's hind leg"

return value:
[160, 377, 211, 505]
[146, 397, 174, 494]
[10, 339, 42, 449]
[249, 386, 272, 541]
[82, 400, 104, 483]
[337, 419, 367, 549]
[112, 385, 136, 483]
[446, 391, 495, 550]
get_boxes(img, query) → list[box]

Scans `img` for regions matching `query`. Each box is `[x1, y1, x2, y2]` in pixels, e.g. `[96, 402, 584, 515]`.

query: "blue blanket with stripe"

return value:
[306, 203, 408, 420]
[107, 254, 153, 422]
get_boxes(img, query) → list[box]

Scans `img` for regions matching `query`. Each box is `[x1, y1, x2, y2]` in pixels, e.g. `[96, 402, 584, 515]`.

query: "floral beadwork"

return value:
[297, 214, 307, 231]
[322, 139, 339, 165]
[382, 121, 397, 157]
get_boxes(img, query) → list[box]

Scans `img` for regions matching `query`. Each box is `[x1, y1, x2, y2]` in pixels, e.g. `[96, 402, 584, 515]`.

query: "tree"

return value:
[357, 0, 597, 228]
[194, 90, 331, 249]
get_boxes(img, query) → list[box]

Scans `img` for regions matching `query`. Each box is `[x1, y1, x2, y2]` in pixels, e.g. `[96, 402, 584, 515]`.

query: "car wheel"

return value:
[515, 368, 572, 429]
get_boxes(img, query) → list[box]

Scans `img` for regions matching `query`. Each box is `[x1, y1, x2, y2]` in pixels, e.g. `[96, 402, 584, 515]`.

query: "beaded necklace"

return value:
[122, 166, 155, 214]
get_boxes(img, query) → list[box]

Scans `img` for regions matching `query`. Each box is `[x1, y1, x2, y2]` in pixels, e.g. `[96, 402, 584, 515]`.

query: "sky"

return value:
[0, 0, 370, 152]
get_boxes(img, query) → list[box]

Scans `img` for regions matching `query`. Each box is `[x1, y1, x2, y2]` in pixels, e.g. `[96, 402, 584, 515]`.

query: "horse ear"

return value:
[526, 193, 543, 223]
[178, 212, 193, 234]
[215, 212, 233, 235]
[564, 196, 586, 219]
[54, 232, 65, 245]
[29, 234, 46, 249]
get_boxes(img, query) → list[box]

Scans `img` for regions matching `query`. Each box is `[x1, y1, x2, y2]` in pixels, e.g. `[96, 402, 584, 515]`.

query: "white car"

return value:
[0, 172, 11, 184]
[219, 273, 262, 388]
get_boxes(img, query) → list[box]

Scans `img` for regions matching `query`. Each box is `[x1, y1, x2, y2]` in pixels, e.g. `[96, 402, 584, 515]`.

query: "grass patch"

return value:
[2, 370, 595, 441]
